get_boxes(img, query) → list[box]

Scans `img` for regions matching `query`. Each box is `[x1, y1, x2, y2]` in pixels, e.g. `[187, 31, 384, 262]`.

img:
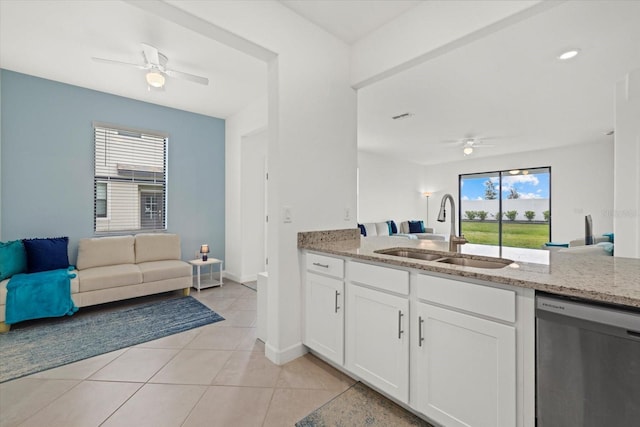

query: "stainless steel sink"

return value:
[436, 257, 512, 269]
[374, 249, 444, 261]
[375, 248, 513, 269]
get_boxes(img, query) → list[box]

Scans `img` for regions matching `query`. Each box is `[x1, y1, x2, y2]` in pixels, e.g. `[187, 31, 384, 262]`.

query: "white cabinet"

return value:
[346, 264, 410, 403]
[304, 253, 345, 365]
[412, 275, 517, 427]
[305, 273, 344, 365]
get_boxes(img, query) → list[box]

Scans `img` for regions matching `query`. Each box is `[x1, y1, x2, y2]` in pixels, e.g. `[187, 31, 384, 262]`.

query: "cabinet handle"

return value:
[313, 262, 329, 268]
[398, 310, 404, 339]
[335, 291, 341, 313]
[418, 316, 424, 347]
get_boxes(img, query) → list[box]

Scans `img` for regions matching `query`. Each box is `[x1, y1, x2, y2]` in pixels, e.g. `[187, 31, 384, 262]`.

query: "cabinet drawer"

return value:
[416, 274, 515, 323]
[307, 253, 344, 278]
[349, 261, 409, 295]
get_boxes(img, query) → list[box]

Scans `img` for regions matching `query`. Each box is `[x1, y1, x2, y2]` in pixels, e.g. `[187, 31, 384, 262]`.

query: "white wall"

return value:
[423, 141, 614, 244]
[225, 97, 268, 283]
[241, 129, 267, 282]
[162, 1, 357, 364]
[357, 150, 430, 225]
[614, 69, 640, 258]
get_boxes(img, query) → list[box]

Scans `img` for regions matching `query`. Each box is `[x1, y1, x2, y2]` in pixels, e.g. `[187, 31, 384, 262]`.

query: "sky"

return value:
[461, 172, 550, 200]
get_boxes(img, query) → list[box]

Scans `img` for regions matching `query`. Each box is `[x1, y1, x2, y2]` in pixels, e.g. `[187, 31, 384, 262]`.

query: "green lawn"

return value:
[461, 221, 550, 249]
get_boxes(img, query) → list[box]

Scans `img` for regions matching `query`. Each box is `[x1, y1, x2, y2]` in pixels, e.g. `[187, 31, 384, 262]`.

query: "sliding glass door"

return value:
[459, 167, 551, 249]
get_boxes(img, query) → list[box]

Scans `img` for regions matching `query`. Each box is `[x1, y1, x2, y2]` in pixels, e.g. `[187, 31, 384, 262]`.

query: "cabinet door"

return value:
[346, 284, 409, 402]
[305, 273, 344, 365]
[413, 302, 516, 427]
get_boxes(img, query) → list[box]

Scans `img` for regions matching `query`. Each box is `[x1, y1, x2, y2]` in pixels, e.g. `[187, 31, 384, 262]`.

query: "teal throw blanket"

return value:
[5, 267, 78, 325]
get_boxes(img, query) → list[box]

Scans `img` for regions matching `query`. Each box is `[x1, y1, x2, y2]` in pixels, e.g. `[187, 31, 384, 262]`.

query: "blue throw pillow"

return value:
[0, 240, 28, 280]
[22, 237, 70, 273]
[408, 220, 424, 233]
[358, 224, 367, 237]
[387, 220, 398, 234]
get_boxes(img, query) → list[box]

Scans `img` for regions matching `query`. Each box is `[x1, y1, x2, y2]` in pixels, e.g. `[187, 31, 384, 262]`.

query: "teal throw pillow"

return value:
[0, 240, 28, 281]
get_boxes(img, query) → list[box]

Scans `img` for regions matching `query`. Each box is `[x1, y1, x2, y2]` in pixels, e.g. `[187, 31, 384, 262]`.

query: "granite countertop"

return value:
[298, 229, 640, 309]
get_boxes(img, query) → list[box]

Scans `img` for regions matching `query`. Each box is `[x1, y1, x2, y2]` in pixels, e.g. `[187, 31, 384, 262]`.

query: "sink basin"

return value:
[436, 257, 512, 269]
[375, 249, 444, 261]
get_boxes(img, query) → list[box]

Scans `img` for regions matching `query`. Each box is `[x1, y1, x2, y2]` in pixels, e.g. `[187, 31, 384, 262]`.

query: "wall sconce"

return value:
[200, 244, 210, 261]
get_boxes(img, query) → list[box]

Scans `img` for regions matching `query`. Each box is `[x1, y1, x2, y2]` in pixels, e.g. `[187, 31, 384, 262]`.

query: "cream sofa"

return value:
[0, 233, 192, 331]
[359, 220, 447, 241]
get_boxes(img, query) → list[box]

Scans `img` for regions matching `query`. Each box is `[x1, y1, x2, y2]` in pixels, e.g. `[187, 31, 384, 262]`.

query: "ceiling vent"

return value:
[391, 112, 414, 120]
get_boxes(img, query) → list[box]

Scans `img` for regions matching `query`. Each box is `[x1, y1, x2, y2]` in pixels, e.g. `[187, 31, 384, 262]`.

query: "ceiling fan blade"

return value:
[141, 43, 160, 66]
[165, 69, 209, 86]
[92, 57, 147, 69]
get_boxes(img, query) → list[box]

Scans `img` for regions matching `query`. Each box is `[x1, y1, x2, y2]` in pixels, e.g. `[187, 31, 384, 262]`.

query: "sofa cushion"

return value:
[76, 235, 135, 270]
[135, 234, 181, 263]
[138, 260, 191, 283]
[375, 222, 390, 236]
[78, 264, 142, 292]
[22, 237, 69, 273]
[362, 223, 378, 237]
[0, 240, 27, 280]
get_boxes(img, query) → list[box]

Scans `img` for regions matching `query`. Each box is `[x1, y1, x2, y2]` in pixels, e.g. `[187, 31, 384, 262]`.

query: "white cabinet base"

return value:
[413, 302, 516, 427]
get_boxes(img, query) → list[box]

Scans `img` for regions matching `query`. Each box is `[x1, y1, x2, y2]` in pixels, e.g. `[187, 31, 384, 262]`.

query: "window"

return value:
[459, 167, 551, 249]
[95, 182, 107, 218]
[94, 123, 168, 233]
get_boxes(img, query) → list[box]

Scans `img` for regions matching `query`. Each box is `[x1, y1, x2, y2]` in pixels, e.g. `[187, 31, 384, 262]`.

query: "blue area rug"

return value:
[296, 382, 433, 427]
[0, 296, 224, 383]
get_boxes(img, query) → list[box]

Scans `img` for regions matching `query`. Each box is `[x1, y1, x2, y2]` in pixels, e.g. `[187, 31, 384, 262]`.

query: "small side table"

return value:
[188, 258, 223, 291]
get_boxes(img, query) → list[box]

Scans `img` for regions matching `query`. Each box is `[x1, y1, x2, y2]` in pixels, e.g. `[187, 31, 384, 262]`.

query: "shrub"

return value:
[525, 211, 536, 221]
[477, 211, 489, 221]
[543, 210, 550, 222]
[504, 210, 518, 221]
[465, 210, 478, 220]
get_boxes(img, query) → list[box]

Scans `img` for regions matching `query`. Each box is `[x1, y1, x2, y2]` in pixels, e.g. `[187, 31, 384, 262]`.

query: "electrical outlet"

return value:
[344, 207, 351, 221]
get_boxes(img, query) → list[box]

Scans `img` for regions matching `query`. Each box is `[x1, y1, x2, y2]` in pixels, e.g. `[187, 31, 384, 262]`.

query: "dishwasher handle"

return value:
[537, 296, 640, 332]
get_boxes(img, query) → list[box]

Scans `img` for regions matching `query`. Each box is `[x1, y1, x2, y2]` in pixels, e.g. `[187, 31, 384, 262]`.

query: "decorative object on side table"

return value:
[200, 244, 209, 261]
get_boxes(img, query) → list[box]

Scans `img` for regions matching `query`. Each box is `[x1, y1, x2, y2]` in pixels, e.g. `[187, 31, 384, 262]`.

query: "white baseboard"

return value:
[265, 341, 307, 365]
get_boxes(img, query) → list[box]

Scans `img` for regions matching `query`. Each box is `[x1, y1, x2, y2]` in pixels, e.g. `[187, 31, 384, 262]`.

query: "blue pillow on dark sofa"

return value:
[408, 220, 425, 233]
[22, 237, 70, 273]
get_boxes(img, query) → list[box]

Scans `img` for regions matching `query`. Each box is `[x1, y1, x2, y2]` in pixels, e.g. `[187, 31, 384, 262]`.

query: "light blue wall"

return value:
[0, 69, 225, 264]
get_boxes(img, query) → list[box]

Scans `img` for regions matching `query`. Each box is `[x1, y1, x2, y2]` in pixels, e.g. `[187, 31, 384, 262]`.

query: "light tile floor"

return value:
[0, 281, 356, 427]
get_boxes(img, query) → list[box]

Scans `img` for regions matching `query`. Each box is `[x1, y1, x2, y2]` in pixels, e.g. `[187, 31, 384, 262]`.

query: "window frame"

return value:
[93, 122, 168, 234]
[458, 166, 551, 249]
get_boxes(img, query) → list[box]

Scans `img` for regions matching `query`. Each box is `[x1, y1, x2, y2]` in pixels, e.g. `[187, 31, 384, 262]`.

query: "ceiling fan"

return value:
[92, 43, 209, 89]
[443, 137, 496, 156]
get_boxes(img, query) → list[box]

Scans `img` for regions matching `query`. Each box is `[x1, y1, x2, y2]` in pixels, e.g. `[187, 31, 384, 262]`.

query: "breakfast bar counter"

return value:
[298, 229, 640, 308]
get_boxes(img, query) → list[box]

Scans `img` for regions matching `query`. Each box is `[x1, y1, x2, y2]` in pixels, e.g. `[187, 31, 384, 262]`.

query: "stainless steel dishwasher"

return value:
[536, 294, 640, 427]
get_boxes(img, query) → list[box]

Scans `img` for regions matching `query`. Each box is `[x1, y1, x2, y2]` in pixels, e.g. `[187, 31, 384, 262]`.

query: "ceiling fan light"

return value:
[146, 71, 165, 88]
[463, 146, 473, 155]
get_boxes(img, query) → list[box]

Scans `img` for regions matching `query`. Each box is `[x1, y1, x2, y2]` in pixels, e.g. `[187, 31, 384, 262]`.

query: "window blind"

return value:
[93, 124, 168, 233]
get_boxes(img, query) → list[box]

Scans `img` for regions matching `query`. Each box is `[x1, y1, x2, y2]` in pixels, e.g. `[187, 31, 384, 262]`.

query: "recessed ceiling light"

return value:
[558, 49, 580, 60]
[509, 169, 520, 175]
